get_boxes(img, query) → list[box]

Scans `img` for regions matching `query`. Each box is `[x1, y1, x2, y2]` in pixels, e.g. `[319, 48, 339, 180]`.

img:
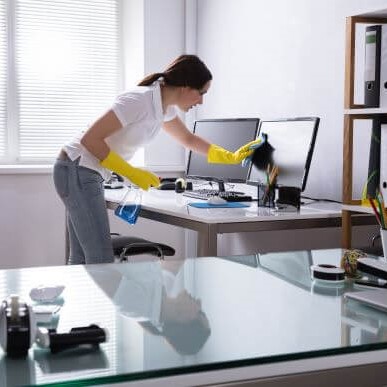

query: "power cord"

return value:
[301, 195, 342, 205]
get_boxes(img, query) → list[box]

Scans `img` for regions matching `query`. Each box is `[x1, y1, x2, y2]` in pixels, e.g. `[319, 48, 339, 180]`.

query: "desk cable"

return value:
[301, 195, 342, 205]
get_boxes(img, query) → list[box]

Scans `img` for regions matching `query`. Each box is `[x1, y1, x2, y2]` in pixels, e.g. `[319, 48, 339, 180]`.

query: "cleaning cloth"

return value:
[242, 132, 275, 171]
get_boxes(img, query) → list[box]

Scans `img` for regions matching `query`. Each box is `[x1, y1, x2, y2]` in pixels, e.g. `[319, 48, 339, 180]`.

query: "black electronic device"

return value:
[186, 118, 260, 192]
[247, 117, 319, 192]
[158, 182, 177, 191]
[357, 258, 387, 280]
[159, 177, 177, 183]
[158, 179, 192, 192]
[0, 295, 107, 357]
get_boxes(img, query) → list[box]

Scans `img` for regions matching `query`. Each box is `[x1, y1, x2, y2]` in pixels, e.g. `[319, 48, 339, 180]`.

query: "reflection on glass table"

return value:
[0, 249, 387, 385]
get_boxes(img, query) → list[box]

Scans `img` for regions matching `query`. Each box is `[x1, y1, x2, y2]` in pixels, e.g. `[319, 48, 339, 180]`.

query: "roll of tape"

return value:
[311, 264, 345, 282]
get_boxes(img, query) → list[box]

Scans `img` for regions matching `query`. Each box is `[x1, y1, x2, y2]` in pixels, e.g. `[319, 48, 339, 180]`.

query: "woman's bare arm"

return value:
[80, 110, 122, 160]
[162, 116, 211, 155]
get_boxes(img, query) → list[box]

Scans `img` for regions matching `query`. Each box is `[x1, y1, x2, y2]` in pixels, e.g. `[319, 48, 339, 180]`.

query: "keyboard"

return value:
[183, 189, 252, 202]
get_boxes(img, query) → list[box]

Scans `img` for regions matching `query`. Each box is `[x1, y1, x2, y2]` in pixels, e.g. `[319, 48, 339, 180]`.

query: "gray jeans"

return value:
[53, 157, 114, 264]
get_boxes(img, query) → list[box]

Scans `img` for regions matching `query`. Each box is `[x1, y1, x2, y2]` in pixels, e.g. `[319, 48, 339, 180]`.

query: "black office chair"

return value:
[110, 233, 175, 262]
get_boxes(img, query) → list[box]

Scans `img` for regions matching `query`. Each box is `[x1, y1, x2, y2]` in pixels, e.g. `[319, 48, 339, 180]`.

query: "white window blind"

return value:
[5, 0, 120, 163]
[0, 1, 6, 158]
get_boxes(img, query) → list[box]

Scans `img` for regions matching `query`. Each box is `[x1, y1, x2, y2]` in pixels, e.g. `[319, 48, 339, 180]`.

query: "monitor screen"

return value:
[186, 118, 260, 182]
[247, 117, 319, 191]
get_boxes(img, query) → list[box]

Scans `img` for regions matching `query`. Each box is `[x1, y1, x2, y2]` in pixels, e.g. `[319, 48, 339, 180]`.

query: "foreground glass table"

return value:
[1, 248, 387, 386]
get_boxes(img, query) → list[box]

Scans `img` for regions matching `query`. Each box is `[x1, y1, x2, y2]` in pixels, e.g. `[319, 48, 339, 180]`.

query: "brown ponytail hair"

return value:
[138, 55, 212, 90]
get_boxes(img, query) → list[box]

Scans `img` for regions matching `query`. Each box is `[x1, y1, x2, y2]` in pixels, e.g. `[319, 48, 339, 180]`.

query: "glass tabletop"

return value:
[0, 248, 386, 386]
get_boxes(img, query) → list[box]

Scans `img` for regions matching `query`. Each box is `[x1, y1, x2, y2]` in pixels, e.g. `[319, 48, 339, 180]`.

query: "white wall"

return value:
[195, 0, 387, 200]
[187, 0, 385, 255]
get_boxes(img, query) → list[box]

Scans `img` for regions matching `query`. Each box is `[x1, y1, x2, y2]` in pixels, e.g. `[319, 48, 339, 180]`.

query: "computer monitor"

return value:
[247, 117, 319, 191]
[186, 118, 260, 190]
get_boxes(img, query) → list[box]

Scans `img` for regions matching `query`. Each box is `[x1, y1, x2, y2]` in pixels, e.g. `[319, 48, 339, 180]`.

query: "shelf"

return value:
[344, 108, 387, 115]
[342, 204, 375, 214]
[342, 6, 387, 249]
[355, 8, 387, 18]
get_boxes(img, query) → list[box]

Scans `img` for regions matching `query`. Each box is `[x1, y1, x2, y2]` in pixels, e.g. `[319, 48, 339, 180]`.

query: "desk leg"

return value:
[342, 210, 352, 248]
[65, 211, 69, 264]
[197, 225, 218, 257]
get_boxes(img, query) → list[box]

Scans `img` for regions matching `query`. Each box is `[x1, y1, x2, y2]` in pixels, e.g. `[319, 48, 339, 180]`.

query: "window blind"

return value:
[14, 0, 120, 162]
[0, 1, 6, 158]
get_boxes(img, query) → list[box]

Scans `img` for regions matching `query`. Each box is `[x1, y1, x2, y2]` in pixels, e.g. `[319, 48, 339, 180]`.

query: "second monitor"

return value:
[248, 117, 319, 191]
[186, 118, 260, 190]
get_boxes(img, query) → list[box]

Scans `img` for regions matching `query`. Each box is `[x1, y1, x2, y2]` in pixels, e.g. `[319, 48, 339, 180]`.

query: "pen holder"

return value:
[381, 228, 387, 259]
[257, 183, 276, 208]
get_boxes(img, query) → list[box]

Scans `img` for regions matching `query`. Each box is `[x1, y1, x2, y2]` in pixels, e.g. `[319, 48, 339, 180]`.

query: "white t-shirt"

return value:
[64, 81, 177, 181]
[112, 262, 184, 330]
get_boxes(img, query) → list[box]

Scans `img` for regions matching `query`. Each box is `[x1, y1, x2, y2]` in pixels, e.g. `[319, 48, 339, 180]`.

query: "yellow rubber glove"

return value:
[100, 151, 160, 190]
[207, 139, 262, 164]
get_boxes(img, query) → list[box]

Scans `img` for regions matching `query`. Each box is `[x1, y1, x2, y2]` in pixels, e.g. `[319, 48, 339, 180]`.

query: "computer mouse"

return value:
[207, 196, 227, 205]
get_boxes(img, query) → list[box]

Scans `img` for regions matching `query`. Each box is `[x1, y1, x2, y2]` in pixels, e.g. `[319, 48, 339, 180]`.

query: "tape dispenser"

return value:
[0, 295, 107, 357]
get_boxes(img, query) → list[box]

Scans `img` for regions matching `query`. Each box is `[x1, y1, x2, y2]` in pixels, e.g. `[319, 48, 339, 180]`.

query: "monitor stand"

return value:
[215, 181, 244, 196]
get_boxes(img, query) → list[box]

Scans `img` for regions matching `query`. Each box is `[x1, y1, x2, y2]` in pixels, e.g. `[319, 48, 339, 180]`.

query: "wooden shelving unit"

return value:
[342, 8, 387, 248]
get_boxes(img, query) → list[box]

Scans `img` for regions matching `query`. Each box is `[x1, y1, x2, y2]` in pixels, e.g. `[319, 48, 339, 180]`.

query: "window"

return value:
[0, 0, 120, 164]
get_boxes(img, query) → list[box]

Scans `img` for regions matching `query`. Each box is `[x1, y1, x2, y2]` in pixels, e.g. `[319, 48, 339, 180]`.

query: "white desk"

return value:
[105, 188, 375, 256]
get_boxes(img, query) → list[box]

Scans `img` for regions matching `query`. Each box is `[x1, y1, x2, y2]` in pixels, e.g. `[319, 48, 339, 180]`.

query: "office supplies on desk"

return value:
[354, 277, 387, 289]
[158, 181, 177, 190]
[159, 177, 177, 183]
[0, 295, 107, 357]
[188, 202, 250, 209]
[367, 191, 387, 257]
[276, 186, 301, 211]
[310, 264, 345, 283]
[345, 289, 387, 313]
[357, 257, 387, 280]
[257, 183, 275, 208]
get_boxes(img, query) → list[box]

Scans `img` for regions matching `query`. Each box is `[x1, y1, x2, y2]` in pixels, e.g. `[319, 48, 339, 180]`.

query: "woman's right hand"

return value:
[127, 167, 160, 190]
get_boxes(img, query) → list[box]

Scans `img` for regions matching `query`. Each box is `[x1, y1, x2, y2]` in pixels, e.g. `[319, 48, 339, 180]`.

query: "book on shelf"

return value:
[364, 25, 387, 108]
[362, 118, 381, 206]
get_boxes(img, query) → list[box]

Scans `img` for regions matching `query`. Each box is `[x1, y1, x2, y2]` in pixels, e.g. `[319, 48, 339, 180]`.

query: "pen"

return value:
[375, 194, 386, 229]
[369, 198, 383, 227]
[378, 190, 387, 226]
